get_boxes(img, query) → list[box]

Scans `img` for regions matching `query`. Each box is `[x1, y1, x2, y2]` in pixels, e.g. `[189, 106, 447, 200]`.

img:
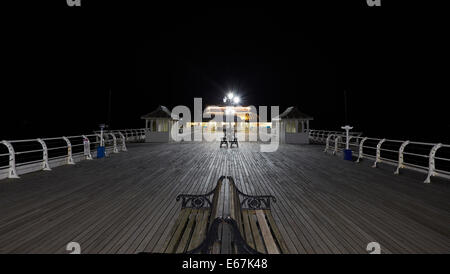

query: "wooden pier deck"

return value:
[0, 142, 449, 254]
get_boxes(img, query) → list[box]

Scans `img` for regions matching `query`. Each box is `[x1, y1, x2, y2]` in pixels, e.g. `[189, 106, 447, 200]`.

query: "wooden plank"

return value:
[264, 210, 289, 254]
[164, 208, 191, 253]
[176, 210, 197, 253]
[256, 210, 279, 254]
[241, 210, 255, 250]
[229, 182, 236, 220]
[212, 179, 225, 254]
[247, 210, 266, 253]
[220, 180, 232, 254]
[188, 209, 209, 251]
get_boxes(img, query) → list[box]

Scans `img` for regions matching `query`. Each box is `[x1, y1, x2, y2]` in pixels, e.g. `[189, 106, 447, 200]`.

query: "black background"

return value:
[0, 253, 446, 272]
[1, 1, 448, 142]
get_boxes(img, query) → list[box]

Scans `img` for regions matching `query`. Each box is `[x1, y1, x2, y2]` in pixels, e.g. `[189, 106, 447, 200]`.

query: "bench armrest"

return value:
[237, 192, 276, 210]
[227, 176, 276, 210]
[176, 176, 225, 209]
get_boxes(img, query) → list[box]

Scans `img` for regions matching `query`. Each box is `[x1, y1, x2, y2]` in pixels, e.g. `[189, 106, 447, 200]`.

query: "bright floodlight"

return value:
[227, 92, 234, 100]
[223, 97, 227, 103]
[233, 96, 240, 104]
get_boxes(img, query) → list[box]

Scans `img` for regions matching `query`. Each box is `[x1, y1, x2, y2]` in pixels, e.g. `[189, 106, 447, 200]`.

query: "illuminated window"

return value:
[157, 120, 169, 132]
[285, 120, 297, 133]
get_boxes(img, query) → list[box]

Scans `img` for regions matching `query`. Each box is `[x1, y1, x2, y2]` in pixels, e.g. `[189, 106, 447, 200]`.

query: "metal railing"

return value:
[0, 128, 146, 180]
[308, 129, 363, 144]
[322, 133, 450, 183]
[93, 128, 146, 143]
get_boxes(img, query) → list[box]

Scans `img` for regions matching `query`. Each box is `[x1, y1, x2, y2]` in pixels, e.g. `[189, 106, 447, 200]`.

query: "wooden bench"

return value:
[220, 137, 228, 148]
[162, 176, 289, 254]
[229, 137, 239, 148]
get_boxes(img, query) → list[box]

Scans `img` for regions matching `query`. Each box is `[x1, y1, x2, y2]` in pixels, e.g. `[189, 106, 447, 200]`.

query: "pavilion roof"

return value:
[141, 105, 177, 120]
[276, 106, 313, 120]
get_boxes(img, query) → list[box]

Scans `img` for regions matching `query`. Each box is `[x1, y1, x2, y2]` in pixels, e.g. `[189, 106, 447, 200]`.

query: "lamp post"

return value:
[223, 92, 240, 140]
[98, 124, 106, 158]
[341, 125, 353, 161]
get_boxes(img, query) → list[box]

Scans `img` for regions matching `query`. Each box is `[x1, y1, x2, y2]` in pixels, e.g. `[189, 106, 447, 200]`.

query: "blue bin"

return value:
[97, 146, 105, 158]
[344, 149, 352, 161]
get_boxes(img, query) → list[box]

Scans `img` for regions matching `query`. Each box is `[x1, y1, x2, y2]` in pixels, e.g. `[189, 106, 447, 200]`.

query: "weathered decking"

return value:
[0, 142, 448, 254]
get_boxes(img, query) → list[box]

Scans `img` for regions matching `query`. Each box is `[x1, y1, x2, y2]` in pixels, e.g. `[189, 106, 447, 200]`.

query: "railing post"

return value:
[356, 137, 368, 163]
[136, 129, 141, 141]
[1, 141, 19, 178]
[372, 138, 386, 168]
[109, 133, 119, 153]
[348, 136, 357, 148]
[394, 140, 409, 175]
[324, 134, 333, 152]
[82, 135, 93, 160]
[62, 137, 75, 165]
[117, 131, 127, 151]
[333, 135, 342, 155]
[424, 143, 442, 183]
[37, 138, 51, 171]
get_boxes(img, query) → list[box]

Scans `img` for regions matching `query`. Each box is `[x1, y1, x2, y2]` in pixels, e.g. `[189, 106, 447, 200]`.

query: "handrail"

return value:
[320, 131, 450, 183]
[0, 128, 145, 180]
[309, 129, 363, 144]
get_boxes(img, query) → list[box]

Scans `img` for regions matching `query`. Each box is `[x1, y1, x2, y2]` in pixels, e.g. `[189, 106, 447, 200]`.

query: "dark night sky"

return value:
[1, 1, 448, 142]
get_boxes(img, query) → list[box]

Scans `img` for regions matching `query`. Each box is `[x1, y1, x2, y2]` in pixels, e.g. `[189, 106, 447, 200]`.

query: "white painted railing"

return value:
[94, 128, 146, 143]
[0, 128, 146, 180]
[323, 134, 450, 183]
[309, 129, 363, 144]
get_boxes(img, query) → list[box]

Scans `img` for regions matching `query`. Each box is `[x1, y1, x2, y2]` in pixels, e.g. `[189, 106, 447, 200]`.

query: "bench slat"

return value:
[229, 182, 236, 220]
[256, 210, 279, 254]
[220, 180, 232, 254]
[241, 210, 255, 250]
[248, 210, 266, 253]
[264, 210, 289, 254]
[176, 209, 198, 253]
[164, 208, 192, 253]
[209, 180, 223, 228]
[212, 181, 226, 254]
[188, 210, 209, 251]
